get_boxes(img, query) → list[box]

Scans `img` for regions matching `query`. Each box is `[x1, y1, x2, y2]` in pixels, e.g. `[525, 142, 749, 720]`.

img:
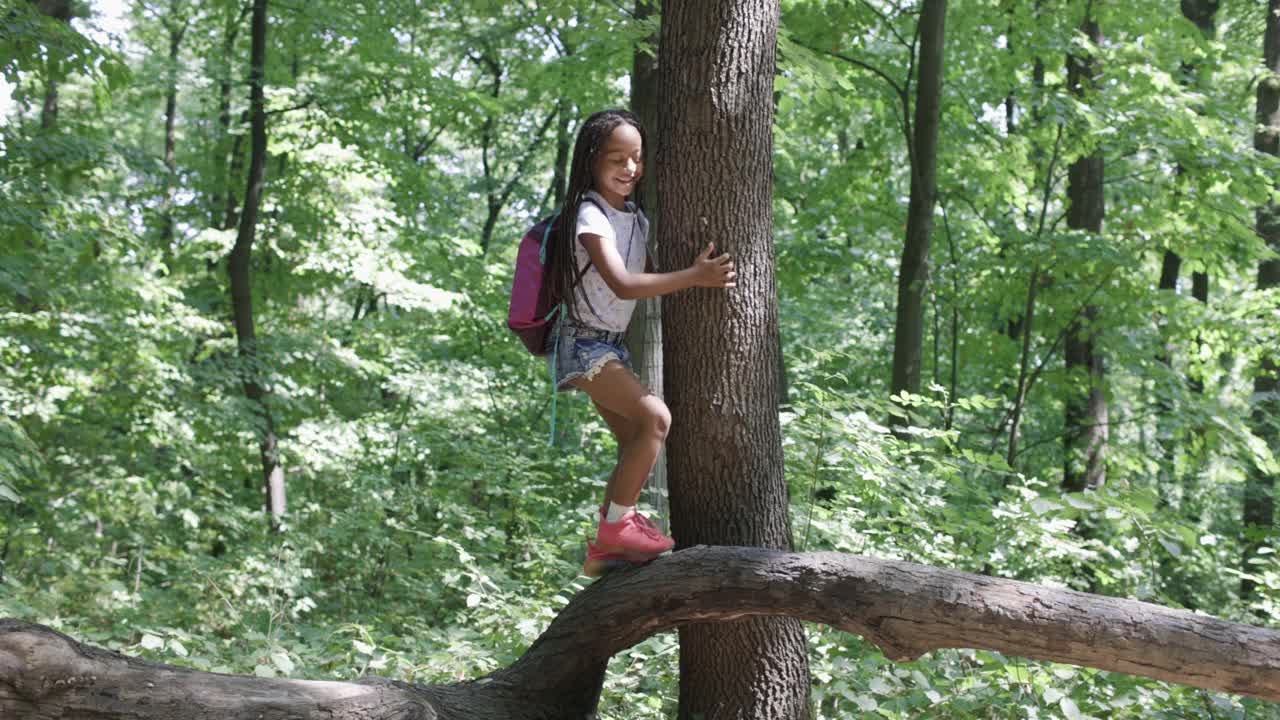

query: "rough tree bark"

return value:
[656, 0, 810, 717]
[226, 0, 286, 528]
[889, 0, 948, 426]
[1243, 0, 1280, 602]
[6, 547, 1280, 719]
[1063, 13, 1108, 492]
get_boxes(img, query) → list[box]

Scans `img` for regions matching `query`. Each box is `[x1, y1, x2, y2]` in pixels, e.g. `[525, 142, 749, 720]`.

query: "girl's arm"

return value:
[579, 234, 736, 300]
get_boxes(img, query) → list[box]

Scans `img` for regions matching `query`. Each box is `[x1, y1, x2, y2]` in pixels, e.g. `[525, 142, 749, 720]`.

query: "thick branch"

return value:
[4, 547, 1279, 720]
[0, 620, 437, 719]
[503, 547, 1280, 702]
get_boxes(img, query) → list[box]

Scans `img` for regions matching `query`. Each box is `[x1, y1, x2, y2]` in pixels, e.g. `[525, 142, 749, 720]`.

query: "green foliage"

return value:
[1, 0, 1277, 718]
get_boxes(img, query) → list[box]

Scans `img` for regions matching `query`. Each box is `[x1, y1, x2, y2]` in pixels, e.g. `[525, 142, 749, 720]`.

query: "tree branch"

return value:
[5, 547, 1280, 720]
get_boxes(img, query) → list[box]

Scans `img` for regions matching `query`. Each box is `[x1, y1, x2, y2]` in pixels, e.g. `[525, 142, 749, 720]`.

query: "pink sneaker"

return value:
[581, 540, 660, 577]
[596, 510, 675, 556]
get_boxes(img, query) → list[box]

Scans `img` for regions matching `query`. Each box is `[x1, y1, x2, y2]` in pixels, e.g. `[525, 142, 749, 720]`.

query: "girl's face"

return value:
[591, 123, 644, 209]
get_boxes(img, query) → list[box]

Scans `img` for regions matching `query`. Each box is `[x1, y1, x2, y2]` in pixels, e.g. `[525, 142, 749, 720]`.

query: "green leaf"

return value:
[271, 652, 295, 675]
[1063, 494, 1095, 511]
[1031, 498, 1061, 515]
[1157, 536, 1182, 558]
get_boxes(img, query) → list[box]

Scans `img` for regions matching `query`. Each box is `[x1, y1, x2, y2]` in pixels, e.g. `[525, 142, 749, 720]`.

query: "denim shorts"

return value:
[546, 321, 633, 392]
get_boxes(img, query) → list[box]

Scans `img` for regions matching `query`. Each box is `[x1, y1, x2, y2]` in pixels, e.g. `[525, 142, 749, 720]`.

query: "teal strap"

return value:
[541, 213, 561, 446]
[547, 303, 564, 447]
[538, 213, 557, 264]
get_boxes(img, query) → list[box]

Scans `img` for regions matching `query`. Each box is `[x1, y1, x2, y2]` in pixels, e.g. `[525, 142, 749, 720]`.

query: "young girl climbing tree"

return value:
[545, 109, 737, 576]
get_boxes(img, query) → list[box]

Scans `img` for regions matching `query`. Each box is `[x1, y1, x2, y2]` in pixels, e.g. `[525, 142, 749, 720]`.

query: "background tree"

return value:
[225, 0, 285, 528]
[1062, 9, 1107, 492]
[1243, 0, 1280, 604]
[888, 0, 948, 426]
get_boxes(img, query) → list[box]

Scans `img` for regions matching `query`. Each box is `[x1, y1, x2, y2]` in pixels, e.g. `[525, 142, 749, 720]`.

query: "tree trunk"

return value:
[40, 58, 59, 131]
[656, 1, 810, 717]
[1243, 0, 1280, 602]
[159, 9, 189, 260]
[212, 3, 248, 230]
[7, 547, 1280, 719]
[547, 98, 571, 211]
[1007, 266, 1040, 468]
[1063, 15, 1107, 492]
[478, 50, 503, 252]
[889, 0, 948, 430]
[30, 0, 73, 131]
[1157, 0, 1218, 501]
[226, 0, 286, 528]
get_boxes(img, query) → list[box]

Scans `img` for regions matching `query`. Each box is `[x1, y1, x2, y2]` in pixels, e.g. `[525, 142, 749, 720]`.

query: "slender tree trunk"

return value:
[1157, 0, 1218, 501]
[1062, 15, 1107, 492]
[548, 97, 572, 211]
[212, 4, 247, 229]
[221, 132, 245, 232]
[889, 0, 948, 431]
[1158, 251, 1182, 294]
[1003, 2, 1015, 136]
[226, 0, 285, 529]
[1188, 270, 1209, 400]
[478, 51, 502, 252]
[18, 0, 74, 310]
[159, 10, 188, 261]
[1007, 266, 1040, 467]
[1005, 125, 1062, 470]
[1002, 1, 1021, 342]
[657, 1, 810, 717]
[626, 0, 668, 530]
[40, 57, 59, 131]
[1243, 0, 1280, 602]
[30, 0, 72, 131]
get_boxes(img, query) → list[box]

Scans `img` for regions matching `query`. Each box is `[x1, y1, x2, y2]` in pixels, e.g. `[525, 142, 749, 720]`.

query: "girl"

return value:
[546, 109, 736, 576]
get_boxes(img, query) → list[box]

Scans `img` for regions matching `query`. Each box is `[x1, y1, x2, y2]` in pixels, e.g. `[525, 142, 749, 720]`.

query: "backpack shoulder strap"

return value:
[567, 196, 611, 288]
[538, 212, 559, 264]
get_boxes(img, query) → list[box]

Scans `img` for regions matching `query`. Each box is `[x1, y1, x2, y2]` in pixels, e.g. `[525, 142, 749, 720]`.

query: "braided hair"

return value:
[546, 109, 648, 325]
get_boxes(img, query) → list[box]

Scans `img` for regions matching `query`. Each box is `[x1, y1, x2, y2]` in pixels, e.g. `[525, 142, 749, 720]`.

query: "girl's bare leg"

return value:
[571, 361, 669, 507]
[592, 401, 630, 507]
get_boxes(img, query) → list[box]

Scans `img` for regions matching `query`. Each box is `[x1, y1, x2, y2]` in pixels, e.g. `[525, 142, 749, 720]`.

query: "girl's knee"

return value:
[643, 398, 671, 441]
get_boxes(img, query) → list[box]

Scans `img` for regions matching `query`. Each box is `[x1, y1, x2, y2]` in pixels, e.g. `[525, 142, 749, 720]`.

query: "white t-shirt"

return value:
[569, 190, 649, 332]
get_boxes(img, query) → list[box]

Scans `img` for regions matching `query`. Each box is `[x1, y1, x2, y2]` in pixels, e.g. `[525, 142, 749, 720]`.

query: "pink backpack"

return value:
[506, 199, 604, 445]
[506, 199, 603, 354]
[506, 215, 561, 355]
